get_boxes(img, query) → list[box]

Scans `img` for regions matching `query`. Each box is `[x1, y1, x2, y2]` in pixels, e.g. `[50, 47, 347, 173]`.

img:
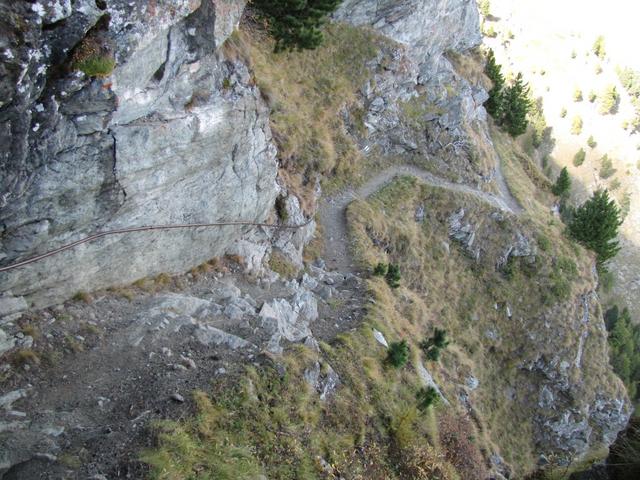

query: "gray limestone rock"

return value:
[259, 289, 318, 354]
[0, 0, 278, 309]
[194, 325, 253, 350]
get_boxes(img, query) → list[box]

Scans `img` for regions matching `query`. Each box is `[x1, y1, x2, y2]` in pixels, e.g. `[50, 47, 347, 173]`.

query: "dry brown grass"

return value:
[223, 24, 395, 196]
[268, 251, 299, 279]
[438, 412, 489, 480]
[345, 171, 602, 476]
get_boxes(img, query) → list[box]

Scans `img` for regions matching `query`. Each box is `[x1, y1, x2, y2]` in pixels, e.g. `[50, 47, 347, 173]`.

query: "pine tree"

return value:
[569, 189, 622, 265]
[252, 0, 341, 52]
[385, 264, 401, 289]
[501, 73, 531, 136]
[420, 328, 450, 362]
[484, 49, 505, 118]
[551, 167, 571, 196]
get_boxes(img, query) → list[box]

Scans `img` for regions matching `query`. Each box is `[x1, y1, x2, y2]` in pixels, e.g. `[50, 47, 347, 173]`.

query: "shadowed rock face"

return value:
[0, 0, 278, 308]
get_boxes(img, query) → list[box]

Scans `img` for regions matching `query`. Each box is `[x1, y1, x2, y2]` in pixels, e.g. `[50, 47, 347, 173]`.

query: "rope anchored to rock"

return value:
[0, 219, 313, 273]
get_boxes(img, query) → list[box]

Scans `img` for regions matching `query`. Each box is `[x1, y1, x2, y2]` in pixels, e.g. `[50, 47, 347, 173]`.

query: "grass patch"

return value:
[345, 171, 601, 476]
[268, 251, 299, 279]
[72, 291, 93, 304]
[143, 312, 475, 479]
[224, 23, 394, 193]
[9, 349, 40, 367]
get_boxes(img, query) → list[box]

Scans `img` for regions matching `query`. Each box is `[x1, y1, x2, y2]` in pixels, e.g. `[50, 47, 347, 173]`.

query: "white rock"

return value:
[373, 329, 388, 348]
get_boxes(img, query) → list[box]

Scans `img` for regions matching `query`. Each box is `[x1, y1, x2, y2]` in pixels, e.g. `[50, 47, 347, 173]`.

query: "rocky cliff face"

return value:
[0, 0, 279, 309]
[0, 0, 632, 476]
[335, 0, 495, 185]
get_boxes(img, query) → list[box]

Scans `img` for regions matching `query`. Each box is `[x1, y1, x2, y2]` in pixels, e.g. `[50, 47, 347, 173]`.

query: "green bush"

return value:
[252, 0, 341, 52]
[484, 24, 497, 38]
[599, 154, 617, 179]
[569, 189, 622, 265]
[593, 35, 606, 59]
[478, 0, 491, 17]
[587, 135, 597, 148]
[588, 90, 597, 103]
[275, 195, 289, 222]
[560, 107, 567, 118]
[373, 262, 388, 276]
[416, 387, 440, 412]
[573, 88, 583, 102]
[420, 328, 450, 362]
[386, 340, 410, 368]
[571, 115, 583, 135]
[599, 85, 620, 115]
[385, 264, 401, 289]
[537, 234, 551, 252]
[573, 148, 586, 167]
[74, 55, 116, 77]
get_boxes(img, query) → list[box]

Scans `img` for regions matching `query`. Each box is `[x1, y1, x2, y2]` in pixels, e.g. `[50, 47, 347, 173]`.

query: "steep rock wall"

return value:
[335, 0, 497, 185]
[0, 0, 279, 308]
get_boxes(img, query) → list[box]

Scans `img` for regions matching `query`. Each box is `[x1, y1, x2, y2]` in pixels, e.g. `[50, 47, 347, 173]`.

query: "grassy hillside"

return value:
[141, 18, 627, 480]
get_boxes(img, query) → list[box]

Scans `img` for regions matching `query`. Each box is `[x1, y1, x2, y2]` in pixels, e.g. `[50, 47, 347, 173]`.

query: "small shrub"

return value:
[571, 49, 577, 59]
[484, 24, 497, 38]
[373, 262, 388, 276]
[275, 195, 289, 222]
[416, 387, 440, 411]
[571, 115, 583, 135]
[385, 264, 401, 288]
[573, 148, 586, 167]
[222, 77, 232, 90]
[560, 107, 567, 118]
[268, 251, 298, 278]
[587, 135, 597, 148]
[386, 340, 409, 368]
[478, 0, 491, 17]
[73, 291, 93, 304]
[10, 349, 40, 367]
[588, 90, 597, 102]
[595, 64, 603, 75]
[599, 85, 620, 115]
[599, 154, 617, 179]
[537, 234, 551, 252]
[74, 55, 116, 77]
[593, 35, 606, 59]
[420, 328, 450, 362]
[573, 88, 583, 102]
[609, 178, 621, 192]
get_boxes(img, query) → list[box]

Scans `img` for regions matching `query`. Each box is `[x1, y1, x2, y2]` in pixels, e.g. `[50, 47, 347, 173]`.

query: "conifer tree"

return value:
[569, 189, 622, 265]
[252, 0, 341, 52]
[501, 73, 531, 136]
[484, 49, 504, 118]
[552, 167, 571, 197]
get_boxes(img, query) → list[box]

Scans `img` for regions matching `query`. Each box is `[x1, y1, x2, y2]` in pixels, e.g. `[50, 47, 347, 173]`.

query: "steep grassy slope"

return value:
[141, 19, 628, 480]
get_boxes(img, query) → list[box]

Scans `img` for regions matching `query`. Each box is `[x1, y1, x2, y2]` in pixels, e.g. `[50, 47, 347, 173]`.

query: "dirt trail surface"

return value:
[319, 163, 521, 271]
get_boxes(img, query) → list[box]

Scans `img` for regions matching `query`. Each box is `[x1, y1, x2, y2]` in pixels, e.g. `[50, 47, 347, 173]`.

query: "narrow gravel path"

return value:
[319, 164, 522, 272]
